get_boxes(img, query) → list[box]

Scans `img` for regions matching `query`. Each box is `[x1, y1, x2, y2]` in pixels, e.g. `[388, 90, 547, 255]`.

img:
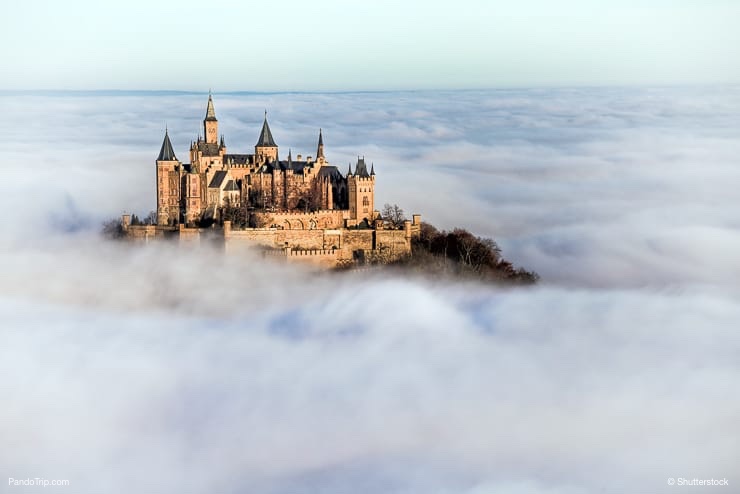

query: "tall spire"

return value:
[157, 128, 177, 161]
[370, 162, 375, 175]
[347, 162, 353, 176]
[256, 111, 277, 147]
[205, 92, 217, 121]
[316, 128, 325, 159]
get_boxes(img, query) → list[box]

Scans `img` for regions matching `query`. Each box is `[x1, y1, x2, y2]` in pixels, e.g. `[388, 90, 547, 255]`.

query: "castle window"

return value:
[362, 196, 369, 207]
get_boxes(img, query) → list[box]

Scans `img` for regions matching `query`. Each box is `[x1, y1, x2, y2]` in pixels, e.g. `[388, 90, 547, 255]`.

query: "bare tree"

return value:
[381, 203, 406, 228]
[222, 197, 249, 228]
[145, 210, 157, 225]
[101, 218, 124, 239]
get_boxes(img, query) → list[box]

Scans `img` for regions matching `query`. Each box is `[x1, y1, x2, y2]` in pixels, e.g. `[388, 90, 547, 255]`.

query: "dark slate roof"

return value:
[205, 94, 217, 121]
[355, 157, 370, 178]
[259, 162, 275, 173]
[224, 154, 252, 165]
[256, 114, 277, 147]
[317, 165, 342, 181]
[208, 170, 228, 188]
[198, 141, 220, 156]
[157, 130, 177, 161]
[224, 180, 238, 191]
[277, 160, 308, 173]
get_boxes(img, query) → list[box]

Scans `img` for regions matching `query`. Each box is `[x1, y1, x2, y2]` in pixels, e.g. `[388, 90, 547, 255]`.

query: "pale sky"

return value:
[2, 0, 739, 90]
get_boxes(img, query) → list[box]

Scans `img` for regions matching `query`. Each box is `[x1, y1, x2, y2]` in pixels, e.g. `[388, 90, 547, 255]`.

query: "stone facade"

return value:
[126, 93, 421, 268]
[154, 93, 371, 229]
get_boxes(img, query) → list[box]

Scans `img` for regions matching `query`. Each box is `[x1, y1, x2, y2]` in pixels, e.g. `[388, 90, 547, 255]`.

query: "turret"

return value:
[155, 128, 181, 226]
[203, 92, 218, 144]
[347, 156, 375, 223]
[157, 128, 177, 162]
[316, 128, 325, 161]
[255, 111, 278, 162]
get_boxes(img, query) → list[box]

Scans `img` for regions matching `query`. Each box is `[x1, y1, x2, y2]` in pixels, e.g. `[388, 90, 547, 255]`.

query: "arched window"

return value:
[362, 196, 369, 206]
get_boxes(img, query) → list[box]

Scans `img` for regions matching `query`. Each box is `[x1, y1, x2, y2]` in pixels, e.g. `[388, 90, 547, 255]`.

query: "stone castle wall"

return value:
[251, 209, 348, 230]
[123, 214, 422, 268]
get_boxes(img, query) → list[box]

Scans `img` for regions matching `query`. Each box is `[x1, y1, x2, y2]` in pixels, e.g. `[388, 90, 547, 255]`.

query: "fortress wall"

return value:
[124, 225, 179, 242]
[285, 248, 338, 269]
[224, 228, 279, 254]
[276, 229, 325, 250]
[224, 227, 327, 252]
[341, 230, 374, 259]
[376, 229, 412, 255]
[123, 220, 417, 266]
[252, 209, 347, 229]
[178, 225, 201, 246]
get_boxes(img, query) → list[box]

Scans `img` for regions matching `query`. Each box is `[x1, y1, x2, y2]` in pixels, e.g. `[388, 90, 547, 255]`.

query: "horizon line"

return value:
[2, 82, 740, 96]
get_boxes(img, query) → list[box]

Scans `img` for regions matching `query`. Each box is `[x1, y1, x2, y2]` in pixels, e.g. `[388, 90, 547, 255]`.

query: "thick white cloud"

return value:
[0, 87, 738, 493]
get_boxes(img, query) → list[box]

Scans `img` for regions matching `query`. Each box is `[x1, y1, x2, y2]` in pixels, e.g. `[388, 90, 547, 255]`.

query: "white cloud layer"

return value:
[1, 87, 739, 493]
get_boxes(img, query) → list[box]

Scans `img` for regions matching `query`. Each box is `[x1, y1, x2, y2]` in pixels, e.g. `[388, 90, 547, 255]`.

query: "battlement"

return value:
[260, 246, 338, 268]
[286, 248, 337, 257]
[267, 209, 340, 218]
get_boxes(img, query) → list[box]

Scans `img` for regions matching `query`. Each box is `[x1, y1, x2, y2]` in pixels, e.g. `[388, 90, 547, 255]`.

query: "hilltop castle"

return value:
[123, 93, 421, 268]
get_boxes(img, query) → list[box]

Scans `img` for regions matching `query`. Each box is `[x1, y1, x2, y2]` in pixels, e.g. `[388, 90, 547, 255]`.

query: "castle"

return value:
[123, 93, 421, 268]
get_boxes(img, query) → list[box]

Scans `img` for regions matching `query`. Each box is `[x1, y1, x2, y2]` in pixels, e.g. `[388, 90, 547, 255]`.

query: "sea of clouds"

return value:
[1, 87, 739, 494]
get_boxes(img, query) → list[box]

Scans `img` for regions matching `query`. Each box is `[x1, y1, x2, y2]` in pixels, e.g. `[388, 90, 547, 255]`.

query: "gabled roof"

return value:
[157, 130, 177, 161]
[208, 170, 228, 188]
[204, 94, 217, 121]
[224, 180, 239, 191]
[256, 113, 277, 147]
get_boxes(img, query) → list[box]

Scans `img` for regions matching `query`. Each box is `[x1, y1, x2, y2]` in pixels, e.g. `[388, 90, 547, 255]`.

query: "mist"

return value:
[1, 87, 738, 493]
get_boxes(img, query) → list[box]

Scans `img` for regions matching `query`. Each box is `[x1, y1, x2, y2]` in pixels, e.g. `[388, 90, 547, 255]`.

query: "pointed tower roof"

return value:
[316, 128, 325, 159]
[157, 129, 177, 161]
[256, 111, 277, 147]
[355, 157, 369, 177]
[205, 92, 217, 121]
[347, 162, 353, 176]
[370, 163, 375, 175]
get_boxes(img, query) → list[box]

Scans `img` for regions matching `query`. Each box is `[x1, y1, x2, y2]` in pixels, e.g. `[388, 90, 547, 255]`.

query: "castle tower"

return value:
[347, 157, 375, 223]
[255, 111, 278, 163]
[156, 129, 181, 226]
[204, 92, 218, 144]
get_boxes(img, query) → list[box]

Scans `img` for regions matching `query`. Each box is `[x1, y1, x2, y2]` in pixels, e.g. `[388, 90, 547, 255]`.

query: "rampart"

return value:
[122, 213, 422, 268]
[251, 209, 348, 230]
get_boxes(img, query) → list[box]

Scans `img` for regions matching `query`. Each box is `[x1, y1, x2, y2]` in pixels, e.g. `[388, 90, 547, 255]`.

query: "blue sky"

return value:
[3, 0, 739, 90]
